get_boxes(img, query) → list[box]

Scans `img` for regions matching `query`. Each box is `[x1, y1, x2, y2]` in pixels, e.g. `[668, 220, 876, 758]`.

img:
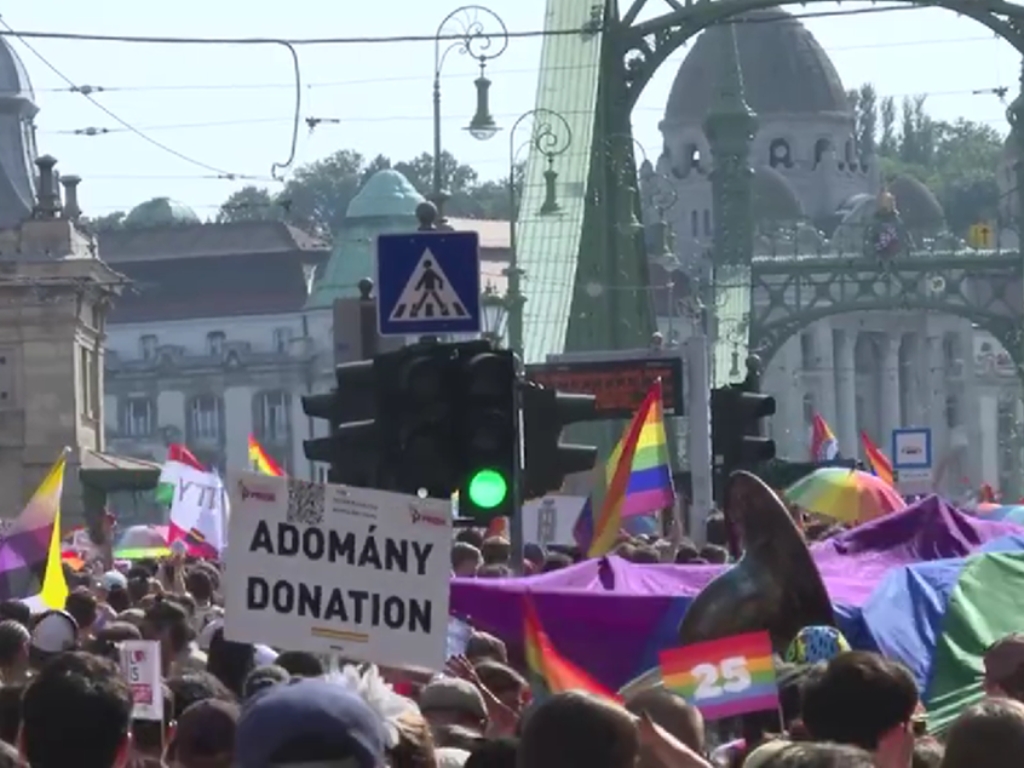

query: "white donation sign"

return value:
[222, 471, 453, 671]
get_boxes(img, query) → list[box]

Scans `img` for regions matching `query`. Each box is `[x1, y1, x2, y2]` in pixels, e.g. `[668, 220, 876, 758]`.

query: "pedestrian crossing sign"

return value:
[376, 231, 481, 336]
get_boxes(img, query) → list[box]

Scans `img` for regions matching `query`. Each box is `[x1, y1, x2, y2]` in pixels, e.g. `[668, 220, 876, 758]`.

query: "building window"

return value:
[273, 327, 293, 354]
[140, 335, 158, 361]
[120, 397, 154, 437]
[80, 348, 94, 419]
[943, 334, 959, 367]
[188, 395, 223, 442]
[690, 210, 699, 238]
[769, 138, 792, 169]
[945, 395, 961, 428]
[802, 393, 815, 425]
[207, 331, 225, 356]
[800, 333, 815, 368]
[703, 209, 712, 236]
[254, 390, 291, 442]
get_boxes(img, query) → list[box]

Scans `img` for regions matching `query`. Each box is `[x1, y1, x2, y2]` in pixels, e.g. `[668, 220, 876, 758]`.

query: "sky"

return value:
[8, 0, 1020, 219]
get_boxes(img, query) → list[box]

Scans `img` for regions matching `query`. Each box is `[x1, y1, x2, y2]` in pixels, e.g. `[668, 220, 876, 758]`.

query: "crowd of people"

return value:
[0, 514, 1019, 768]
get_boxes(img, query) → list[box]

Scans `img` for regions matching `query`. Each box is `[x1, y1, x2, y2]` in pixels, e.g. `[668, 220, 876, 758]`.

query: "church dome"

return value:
[124, 197, 201, 227]
[753, 165, 803, 221]
[0, 37, 35, 106]
[346, 169, 423, 220]
[0, 37, 39, 229]
[888, 175, 944, 229]
[663, 9, 848, 125]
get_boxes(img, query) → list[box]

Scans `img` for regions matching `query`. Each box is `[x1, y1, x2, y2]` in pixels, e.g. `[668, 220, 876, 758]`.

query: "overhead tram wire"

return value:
[0, 18, 302, 181]
[0, 3, 933, 50]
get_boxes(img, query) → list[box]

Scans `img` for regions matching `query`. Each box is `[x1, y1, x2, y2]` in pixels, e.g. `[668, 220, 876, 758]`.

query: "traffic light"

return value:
[302, 360, 379, 486]
[455, 347, 518, 521]
[520, 382, 599, 500]
[711, 385, 777, 476]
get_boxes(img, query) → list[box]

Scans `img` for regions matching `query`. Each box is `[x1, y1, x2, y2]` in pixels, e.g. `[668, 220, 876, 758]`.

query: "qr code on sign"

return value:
[286, 479, 325, 526]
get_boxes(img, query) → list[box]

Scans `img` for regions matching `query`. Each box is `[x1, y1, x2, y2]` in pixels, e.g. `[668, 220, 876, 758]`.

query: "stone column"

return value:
[813, 323, 837, 436]
[961, 328, 984, 487]
[834, 329, 858, 458]
[980, 392, 1000, 486]
[224, 385, 255, 472]
[880, 334, 902, 447]
[773, 334, 803, 458]
[290, 388, 311, 480]
[924, 335, 948, 464]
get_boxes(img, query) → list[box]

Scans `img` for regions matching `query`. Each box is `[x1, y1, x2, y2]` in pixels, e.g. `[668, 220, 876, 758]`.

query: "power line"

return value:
[0, 18, 304, 181]
[24, 34, 1000, 96]
[0, 4, 930, 50]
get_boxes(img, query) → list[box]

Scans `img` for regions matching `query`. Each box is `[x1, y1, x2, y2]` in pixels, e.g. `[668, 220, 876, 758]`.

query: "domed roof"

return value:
[124, 197, 201, 228]
[889, 175, 944, 228]
[0, 37, 35, 107]
[753, 165, 803, 221]
[663, 9, 848, 125]
[346, 169, 423, 220]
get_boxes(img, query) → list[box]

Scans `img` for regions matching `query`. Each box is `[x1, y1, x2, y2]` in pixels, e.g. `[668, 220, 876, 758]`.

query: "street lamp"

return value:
[432, 6, 509, 218]
[506, 107, 572, 355]
[480, 281, 509, 344]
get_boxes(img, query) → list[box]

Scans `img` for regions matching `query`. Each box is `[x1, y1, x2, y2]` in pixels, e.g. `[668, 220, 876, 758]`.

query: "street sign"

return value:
[891, 428, 932, 470]
[968, 222, 994, 250]
[376, 231, 481, 337]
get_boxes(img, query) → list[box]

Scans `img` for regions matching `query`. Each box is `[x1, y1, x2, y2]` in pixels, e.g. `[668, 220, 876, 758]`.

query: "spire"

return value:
[702, 22, 758, 147]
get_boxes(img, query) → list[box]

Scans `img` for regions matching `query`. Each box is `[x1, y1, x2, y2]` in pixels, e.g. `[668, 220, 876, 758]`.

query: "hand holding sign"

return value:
[658, 631, 778, 720]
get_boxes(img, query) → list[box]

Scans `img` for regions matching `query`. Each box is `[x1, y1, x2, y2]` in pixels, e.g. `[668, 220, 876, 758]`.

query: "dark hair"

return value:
[0, 600, 29, 628]
[0, 685, 22, 744]
[760, 743, 874, 768]
[911, 736, 943, 768]
[143, 596, 191, 653]
[106, 586, 130, 614]
[242, 664, 291, 700]
[474, 660, 526, 696]
[185, 568, 214, 602]
[0, 620, 27, 667]
[166, 671, 237, 720]
[801, 652, 919, 750]
[465, 736, 518, 768]
[65, 588, 99, 631]
[518, 691, 638, 768]
[674, 543, 700, 564]
[630, 548, 661, 564]
[274, 650, 324, 678]
[455, 529, 485, 549]
[480, 537, 511, 566]
[466, 632, 508, 665]
[86, 622, 144, 662]
[542, 553, 573, 572]
[21, 651, 133, 768]
[206, 627, 255, 697]
[942, 698, 1024, 768]
[126, 576, 150, 604]
[699, 544, 729, 564]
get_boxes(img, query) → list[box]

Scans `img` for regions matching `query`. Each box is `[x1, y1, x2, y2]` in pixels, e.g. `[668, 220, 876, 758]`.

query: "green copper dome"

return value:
[124, 197, 201, 228]
[346, 170, 423, 219]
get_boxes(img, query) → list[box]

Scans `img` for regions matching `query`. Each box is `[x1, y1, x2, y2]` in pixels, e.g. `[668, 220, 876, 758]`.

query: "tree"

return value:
[84, 211, 127, 232]
[278, 149, 367, 237]
[879, 96, 898, 157]
[216, 186, 283, 224]
[856, 83, 878, 156]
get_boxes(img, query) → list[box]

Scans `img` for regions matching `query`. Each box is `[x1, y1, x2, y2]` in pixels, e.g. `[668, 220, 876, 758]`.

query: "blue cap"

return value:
[234, 678, 386, 768]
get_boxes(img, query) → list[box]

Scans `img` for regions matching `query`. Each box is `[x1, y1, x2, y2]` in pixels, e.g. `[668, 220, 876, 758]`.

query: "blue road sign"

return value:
[376, 231, 481, 337]
[891, 427, 932, 470]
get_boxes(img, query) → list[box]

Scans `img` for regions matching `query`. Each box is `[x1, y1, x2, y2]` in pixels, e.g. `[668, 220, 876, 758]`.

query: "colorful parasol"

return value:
[970, 503, 1024, 525]
[784, 467, 906, 524]
[113, 525, 171, 560]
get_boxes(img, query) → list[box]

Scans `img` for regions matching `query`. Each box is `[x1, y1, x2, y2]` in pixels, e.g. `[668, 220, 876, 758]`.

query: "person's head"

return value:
[474, 660, 529, 713]
[625, 687, 705, 758]
[464, 737, 518, 768]
[243, 665, 291, 700]
[274, 650, 324, 678]
[466, 632, 508, 665]
[166, 698, 240, 768]
[234, 678, 386, 768]
[630, 547, 661, 564]
[127, 575, 150, 605]
[166, 671, 237, 721]
[87, 622, 144, 663]
[941, 698, 1024, 768]
[390, 710, 439, 768]
[0, 600, 29, 628]
[419, 677, 489, 735]
[699, 544, 729, 564]
[185, 569, 214, 605]
[0, 684, 22, 744]
[911, 736, 943, 768]
[100, 570, 128, 599]
[65, 587, 99, 636]
[801, 651, 918, 758]
[756, 742, 874, 768]
[29, 610, 78, 669]
[674, 542, 701, 564]
[452, 542, 483, 577]
[542, 553, 573, 573]
[206, 626, 255, 697]
[20, 650, 133, 768]
[0, 619, 29, 671]
[142, 596, 192, 671]
[984, 633, 1024, 701]
[480, 537, 511, 566]
[106, 586, 131, 614]
[455, 529, 485, 550]
[518, 691, 639, 768]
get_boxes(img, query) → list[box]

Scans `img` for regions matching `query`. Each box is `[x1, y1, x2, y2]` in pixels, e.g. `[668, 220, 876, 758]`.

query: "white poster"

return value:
[520, 495, 587, 547]
[119, 640, 163, 721]
[223, 471, 453, 671]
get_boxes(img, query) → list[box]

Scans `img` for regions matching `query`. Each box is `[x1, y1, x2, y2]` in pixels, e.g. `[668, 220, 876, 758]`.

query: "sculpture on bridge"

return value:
[864, 188, 914, 261]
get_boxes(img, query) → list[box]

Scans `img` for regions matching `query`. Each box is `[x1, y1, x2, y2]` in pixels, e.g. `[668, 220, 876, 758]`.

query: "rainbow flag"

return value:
[810, 413, 839, 462]
[0, 451, 69, 604]
[659, 631, 778, 720]
[524, 594, 619, 701]
[573, 380, 675, 557]
[248, 434, 285, 477]
[860, 431, 895, 488]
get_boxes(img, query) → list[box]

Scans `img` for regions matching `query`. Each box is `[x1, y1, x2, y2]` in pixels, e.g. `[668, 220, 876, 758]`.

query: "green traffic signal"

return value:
[467, 468, 509, 510]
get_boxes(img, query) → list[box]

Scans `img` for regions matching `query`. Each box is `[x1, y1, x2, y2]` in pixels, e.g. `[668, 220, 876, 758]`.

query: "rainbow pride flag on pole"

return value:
[659, 631, 779, 720]
[248, 435, 285, 477]
[573, 380, 675, 558]
[860, 431, 895, 488]
[810, 413, 839, 461]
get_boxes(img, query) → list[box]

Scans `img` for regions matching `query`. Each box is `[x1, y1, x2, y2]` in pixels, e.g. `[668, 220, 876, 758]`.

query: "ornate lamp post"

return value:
[432, 6, 509, 219]
[505, 107, 572, 354]
[480, 282, 509, 345]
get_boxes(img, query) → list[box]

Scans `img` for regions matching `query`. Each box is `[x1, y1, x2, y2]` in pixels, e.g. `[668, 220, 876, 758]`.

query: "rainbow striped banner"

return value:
[659, 631, 779, 720]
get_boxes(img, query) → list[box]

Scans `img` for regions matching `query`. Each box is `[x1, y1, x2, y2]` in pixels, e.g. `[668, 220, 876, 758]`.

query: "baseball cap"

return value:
[101, 571, 128, 592]
[984, 633, 1024, 681]
[234, 678, 386, 768]
[167, 698, 240, 762]
[418, 677, 487, 722]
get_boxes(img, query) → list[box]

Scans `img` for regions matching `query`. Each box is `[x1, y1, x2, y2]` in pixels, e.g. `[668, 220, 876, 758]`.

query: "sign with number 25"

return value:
[658, 631, 780, 720]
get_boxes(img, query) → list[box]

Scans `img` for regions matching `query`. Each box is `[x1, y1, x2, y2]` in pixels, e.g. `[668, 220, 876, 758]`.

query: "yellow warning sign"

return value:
[968, 222, 994, 249]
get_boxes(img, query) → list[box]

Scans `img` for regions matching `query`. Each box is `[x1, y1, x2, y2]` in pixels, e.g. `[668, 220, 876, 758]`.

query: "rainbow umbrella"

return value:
[971, 504, 1024, 525]
[113, 525, 171, 560]
[784, 467, 906, 524]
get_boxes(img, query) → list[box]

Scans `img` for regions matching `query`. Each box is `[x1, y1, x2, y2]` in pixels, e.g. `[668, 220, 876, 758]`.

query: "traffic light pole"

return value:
[685, 328, 713, 546]
[510, 383, 526, 574]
